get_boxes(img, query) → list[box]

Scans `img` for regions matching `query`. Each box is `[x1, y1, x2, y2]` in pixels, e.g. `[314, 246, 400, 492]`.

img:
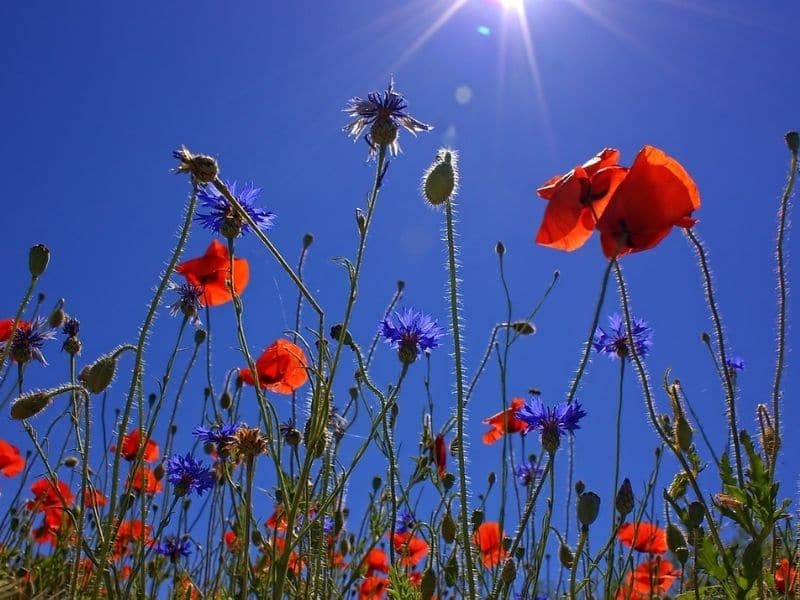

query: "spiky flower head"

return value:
[164, 453, 215, 497]
[517, 398, 586, 453]
[592, 313, 653, 360]
[514, 461, 544, 486]
[155, 535, 192, 563]
[725, 356, 745, 373]
[192, 423, 241, 457]
[231, 426, 268, 459]
[167, 281, 204, 325]
[172, 146, 218, 184]
[380, 308, 444, 365]
[195, 180, 275, 239]
[343, 78, 432, 159]
[9, 317, 55, 365]
[395, 509, 416, 534]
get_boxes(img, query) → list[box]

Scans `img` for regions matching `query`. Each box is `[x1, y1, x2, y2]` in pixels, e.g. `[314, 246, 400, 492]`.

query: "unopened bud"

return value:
[194, 329, 207, 345]
[172, 146, 218, 184]
[49, 306, 66, 329]
[510, 321, 535, 335]
[302, 233, 314, 249]
[615, 478, 634, 517]
[575, 480, 586, 495]
[330, 324, 354, 347]
[220, 392, 232, 411]
[686, 502, 705, 529]
[501, 558, 516, 583]
[64, 456, 79, 468]
[495, 241, 505, 255]
[559, 543, 574, 568]
[674, 416, 693, 452]
[11, 389, 58, 419]
[442, 472, 455, 490]
[471, 508, 484, 528]
[442, 511, 456, 544]
[420, 568, 436, 600]
[153, 464, 165, 481]
[422, 150, 458, 206]
[80, 353, 119, 394]
[487, 471, 496, 486]
[372, 476, 382, 491]
[29, 244, 50, 278]
[397, 280, 405, 293]
[786, 131, 799, 153]
[577, 491, 601, 527]
[667, 523, 688, 564]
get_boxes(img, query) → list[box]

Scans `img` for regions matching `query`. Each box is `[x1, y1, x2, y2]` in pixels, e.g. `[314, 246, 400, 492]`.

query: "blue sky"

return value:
[1, 0, 799, 559]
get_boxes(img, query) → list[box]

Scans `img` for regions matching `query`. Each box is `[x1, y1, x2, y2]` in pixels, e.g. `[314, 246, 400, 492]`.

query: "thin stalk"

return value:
[443, 198, 476, 597]
[604, 359, 625, 596]
[240, 455, 255, 600]
[570, 526, 589, 599]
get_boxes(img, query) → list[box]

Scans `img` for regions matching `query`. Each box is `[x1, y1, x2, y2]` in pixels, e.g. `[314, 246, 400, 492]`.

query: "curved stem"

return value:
[570, 526, 588, 599]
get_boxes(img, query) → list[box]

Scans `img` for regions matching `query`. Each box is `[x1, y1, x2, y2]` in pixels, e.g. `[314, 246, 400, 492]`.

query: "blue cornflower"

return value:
[10, 316, 55, 365]
[155, 535, 192, 563]
[395, 509, 416, 534]
[323, 515, 335, 536]
[592, 313, 653, 360]
[381, 308, 444, 364]
[167, 280, 204, 325]
[517, 398, 586, 453]
[343, 78, 432, 158]
[726, 356, 745, 373]
[62, 318, 80, 338]
[164, 453, 215, 497]
[192, 423, 240, 452]
[195, 180, 275, 238]
[515, 461, 544, 486]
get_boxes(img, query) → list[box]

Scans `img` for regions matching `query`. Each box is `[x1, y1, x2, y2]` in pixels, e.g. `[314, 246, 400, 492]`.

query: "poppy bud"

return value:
[251, 529, 264, 547]
[787, 131, 799, 153]
[667, 523, 689, 565]
[577, 491, 601, 527]
[397, 280, 405, 293]
[339, 536, 351, 556]
[559, 542, 574, 568]
[330, 324, 354, 347]
[420, 568, 436, 600]
[220, 392, 232, 411]
[701, 331, 711, 344]
[302, 233, 314, 249]
[495, 241, 505, 255]
[487, 471, 496, 486]
[510, 321, 536, 335]
[444, 553, 458, 587]
[442, 472, 455, 490]
[615, 478, 634, 517]
[48, 306, 66, 329]
[422, 149, 458, 206]
[284, 428, 301, 447]
[575, 480, 586, 495]
[471, 508, 484, 528]
[372, 476, 382, 491]
[673, 416, 693, 452]
[11, 388, 59, 419]
[194, 329, 207, 345]
[64, 456, 79, 468]
[81, 354, 118, 394]
[686, 501, 705, 529]
[442, 511, 457, 544]
[28, 244, 50, 278]
[153, 464, 165, 481]
[501, 558, 516, 584]
[667, 472, 689, 501]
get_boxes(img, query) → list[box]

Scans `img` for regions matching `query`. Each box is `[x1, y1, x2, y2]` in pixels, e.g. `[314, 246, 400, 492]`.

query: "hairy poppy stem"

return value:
[443, 198, 477, 598]
[240, 455, 255, 600]
[770, 141, 797, 477]
[605, 358, 625, 596]
[570, 525, 589, 599]
[90, 184, 199, 600]
[684, 229, 744, 488]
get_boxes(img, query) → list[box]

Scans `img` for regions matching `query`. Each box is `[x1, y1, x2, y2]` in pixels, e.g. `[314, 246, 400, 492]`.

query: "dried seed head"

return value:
[172, 146, 219, 184]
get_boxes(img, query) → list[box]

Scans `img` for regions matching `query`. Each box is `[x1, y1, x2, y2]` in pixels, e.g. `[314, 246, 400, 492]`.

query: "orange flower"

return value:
[616, 558, 680, 599]
[111, 428, 160, 462]
[597, 145, 700, 259]
[473, 522, 506, 568]
[129, 466, 162, 495]
[363, 548, 389, 575]
[114, 520, 151, 559]
[535, 148, 627, 251]
[359, 575, 388, 600]
[0, 319, 29, 343]
[265, 505, 289, 531]
[239, 339, 309, 394]
[31, 508, 65, 546]
[482, 398, 528, 445]
[176, 240, 249, 307]
[617, 522, 668, 555]
[392, 532, 429, 567]
[27, 479, 74, 511]
[0, 439, 25, 477]
[776, 558, 799, 596]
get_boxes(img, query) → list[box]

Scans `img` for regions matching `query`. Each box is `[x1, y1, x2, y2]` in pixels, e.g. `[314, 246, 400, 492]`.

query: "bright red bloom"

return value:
[474, 522, 506, 568]
[176, 240, 250, 307]
[129, 466, 162, 495]
[363, 548, 389, 574]
[536, 148, 627, 251]
[776, 558, 799, 595]
[434, 434, 447, 477]
[239, 339, 309, 394]
[83, 488, 107, 508]
[27, 479, 74, 512]
[265, 505, 289, 531]
[597, 145, 700, 259]
[482, 398, 528, 445]
[114, 520, 151, 559]
[31, 508, 65, 546]
[0, 319, 29, 342]
[110, 428, 160, 462]
[392, 532, 429, 567]
[0, 439, 25, 477]
[224, 531, 238, 552]
[359, 575, 388, 600]
[616, 558, 680, 599]
[617, 522, 668, 555]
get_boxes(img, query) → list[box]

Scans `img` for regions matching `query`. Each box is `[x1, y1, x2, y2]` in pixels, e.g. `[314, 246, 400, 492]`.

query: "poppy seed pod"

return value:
[423, 150, 458, 206]
[28, 244, 50, 278]
[577, 491, 601, 527]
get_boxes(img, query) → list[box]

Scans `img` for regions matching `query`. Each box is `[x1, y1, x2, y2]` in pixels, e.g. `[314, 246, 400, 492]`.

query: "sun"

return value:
[498, 0, 526, 10]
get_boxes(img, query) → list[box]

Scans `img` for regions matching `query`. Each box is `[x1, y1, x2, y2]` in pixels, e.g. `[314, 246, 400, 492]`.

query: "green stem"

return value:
[605, 359, 625, 595]
[443, 198, 476, 597]
[240, 455, 255, 600]
[570, 526, 588, 599]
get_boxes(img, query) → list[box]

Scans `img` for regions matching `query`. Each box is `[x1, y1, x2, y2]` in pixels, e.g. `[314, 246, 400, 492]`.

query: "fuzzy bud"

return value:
[11, 389, 58, 419]
[615, 478, 634, 517]
[559, 543, 574, 568]
[420, 568, 436, 600]
[487, 471, 496, 486]
[372, 476, 382, 491]
[686, 502, 705, 529]
[575, 480, 586, 495]
[442, 472, 455, 490]
[28, 244, 50, 278]
[81, 355, 117, 394]
[423, 150, 458, 206]
[63, 456, 79, 468]
[194, 329, 207, 345]
[510, 321, 536, 335]
[667, 523, 689, 565]
[577, 491, 601, 527]
[501, 558, 517, 584]
[330, 324, 354, 347]
[787, 131, 799, 153]
[441, 511, 457, 544]
[220, 391, 232, 411]
[674, 416, 693, 452]
[471, 508, 484, 528]
[48, 306, 66, 329]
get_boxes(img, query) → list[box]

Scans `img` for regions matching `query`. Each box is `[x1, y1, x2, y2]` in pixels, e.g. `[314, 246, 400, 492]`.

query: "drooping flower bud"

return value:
[441, 511, 456, 544]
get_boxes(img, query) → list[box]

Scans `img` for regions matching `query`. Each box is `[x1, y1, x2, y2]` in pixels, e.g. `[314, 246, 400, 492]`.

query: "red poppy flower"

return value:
[597, 145, 700, 259]
[776, 558, 799, 595]
[27, 479, 74, 511]
[266, 505, 289, 532]
[239, 339, 309, 394]
[473, 521, 506, 568]
[617, 522, 668, 555]
[359, 575, 389, 600]
[535, 148, 627, 251]
[129, 466, 162, 495]
[110, 428, 160, 463]
[482, 398, 528, 445]
[83, 488, 107, 508]
[363, 548, 389, 575]
[0, 439, 25, 477]
[31, 508, 65, 546]
[224, 530, 239, 552]
[616, 558, 680, 599]
[176, 240, 250, 307]
[392, 532, 429, 567]
[114, 520, 151, 559]
[434, 434, 447, 477]
[0, 319, 29, 343]
[270, 536, 304, 574]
